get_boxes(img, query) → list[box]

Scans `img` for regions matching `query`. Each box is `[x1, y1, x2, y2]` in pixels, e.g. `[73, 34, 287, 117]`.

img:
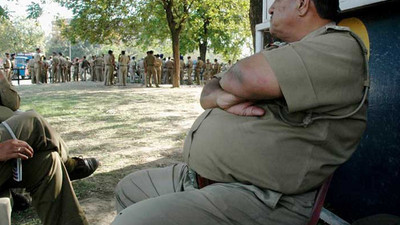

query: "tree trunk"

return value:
[249, 0, 263, 53]
[199, 41, 207, 62]
[172, 32, 180, 87]
[198, 17, 209, 61]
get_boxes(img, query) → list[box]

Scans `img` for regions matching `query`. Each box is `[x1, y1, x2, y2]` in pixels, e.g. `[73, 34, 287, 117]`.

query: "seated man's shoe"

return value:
[67, 157, 100, 181]
[11, 190, 31, 212]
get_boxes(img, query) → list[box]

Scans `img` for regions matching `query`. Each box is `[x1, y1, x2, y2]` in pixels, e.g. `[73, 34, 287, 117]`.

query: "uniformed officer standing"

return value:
[117, 51, 130, 86]
[28, 59, 35, 84]
[180, 56, 185, 85]
[65, 57, 72, 82]
[2, 53, 12, 83]
[90, 56, 96, 82]
[104, 50, 115, 86]
[144, 51, 158, 88]
[51, 52, 59, 83]
[41, 57, 49, 83]
[33, 48, 42, 84]
[203, 59, 213, 83]
[94, 55, 103, 82]
[212, 59, 220, 76]
[58, 53, 66, 83]
[129, 56, 137, 83]
[164, 58, 174, 84]
[81, 56, 90, 81]
[194, 57, 204, 85]
[73, 58, 79, 82]
[186, 56, 193, 85]
[154, 54, 163, 86]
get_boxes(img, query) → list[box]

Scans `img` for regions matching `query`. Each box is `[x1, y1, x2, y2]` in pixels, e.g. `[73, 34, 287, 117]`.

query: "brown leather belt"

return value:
[196, 174, 217, 189]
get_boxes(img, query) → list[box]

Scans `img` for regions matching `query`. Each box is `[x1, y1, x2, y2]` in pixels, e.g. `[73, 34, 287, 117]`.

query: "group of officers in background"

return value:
[2, 48, 234, 86]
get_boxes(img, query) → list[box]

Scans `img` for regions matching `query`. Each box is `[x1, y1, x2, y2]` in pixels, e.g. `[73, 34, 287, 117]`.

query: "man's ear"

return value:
[297, 0, 310, 17]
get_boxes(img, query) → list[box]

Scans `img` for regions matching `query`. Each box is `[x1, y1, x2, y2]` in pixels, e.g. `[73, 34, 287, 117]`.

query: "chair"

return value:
[307, 174, 351, 225]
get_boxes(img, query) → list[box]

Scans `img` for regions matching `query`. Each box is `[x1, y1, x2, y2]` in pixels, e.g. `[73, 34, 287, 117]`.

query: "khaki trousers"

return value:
[155, 66, 162, 85]
[95, 67, 103, 82]
[113, 163, 314, 225]
[187, 68, 193, 84]
[195, 69, 201, 85]
[119, 66, 128, 86]
[146, 66, 157, 87]
[4, 69, 11, 83]
[104, 65, 114, 86]
[0, 111, 88, 225]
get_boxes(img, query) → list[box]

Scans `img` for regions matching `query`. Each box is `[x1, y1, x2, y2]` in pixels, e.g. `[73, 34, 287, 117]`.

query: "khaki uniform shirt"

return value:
[33, 53, 42, 68]
[119, 55, 130, 66]
[52, 56, 59, 68]
[204, 62, 212, 71]
[212, 62, 220, 73]
[144, 55, 156, 67]
[183, 24, 368, 195]
[165, 60, 174, 69]
[195, 60, 204, 71]
[154, 58, 162, 68]
[0, 78, 20, 123]
[187, 59, 193, 69]
[104, 54, 114, 66]
[3, 58, 11, 69]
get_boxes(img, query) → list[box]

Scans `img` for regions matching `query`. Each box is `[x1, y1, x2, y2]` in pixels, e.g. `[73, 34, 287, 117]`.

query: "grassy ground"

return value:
[11, 82, 204, 225]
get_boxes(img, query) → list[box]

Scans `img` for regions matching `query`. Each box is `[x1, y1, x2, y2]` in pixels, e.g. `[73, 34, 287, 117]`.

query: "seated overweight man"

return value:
[113, 0, 369, 224]
[0, 70, 99, 225]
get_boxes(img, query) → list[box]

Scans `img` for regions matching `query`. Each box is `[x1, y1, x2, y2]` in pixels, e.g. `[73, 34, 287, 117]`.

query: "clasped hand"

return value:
[216, 91, 265, 117]
[0, 139, 34, 162]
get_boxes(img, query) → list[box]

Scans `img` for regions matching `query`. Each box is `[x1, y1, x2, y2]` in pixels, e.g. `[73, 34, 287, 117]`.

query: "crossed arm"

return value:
[200, 53, 283, 116]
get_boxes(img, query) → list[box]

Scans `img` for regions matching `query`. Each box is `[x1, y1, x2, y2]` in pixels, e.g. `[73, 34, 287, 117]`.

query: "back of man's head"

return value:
[312, 0, 340, 21]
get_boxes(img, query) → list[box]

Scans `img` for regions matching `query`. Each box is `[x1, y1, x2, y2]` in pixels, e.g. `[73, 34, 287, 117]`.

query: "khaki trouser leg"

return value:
[34, 66, 41, 84]
[156, 67, 161, 85]
[187, 68, 193, 84]
[0, 112, 88, 225]
[113, 164, 313, 225]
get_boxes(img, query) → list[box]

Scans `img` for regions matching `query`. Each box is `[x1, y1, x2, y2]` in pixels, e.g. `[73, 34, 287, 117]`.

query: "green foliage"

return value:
[0, 17, 45, 53]
[182, 0, 251, 60]
[26, 2, 43, 20]
[0, 5, 10, 19]
[55, 0, 250, 61]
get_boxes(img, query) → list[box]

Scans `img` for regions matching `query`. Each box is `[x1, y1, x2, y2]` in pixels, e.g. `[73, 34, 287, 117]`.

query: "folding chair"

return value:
[307, 174, 351, 225]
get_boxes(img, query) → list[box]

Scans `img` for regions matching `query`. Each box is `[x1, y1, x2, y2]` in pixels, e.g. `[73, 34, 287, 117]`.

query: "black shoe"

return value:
[68, 157, 100, 181]
[11, 190, 31, 212]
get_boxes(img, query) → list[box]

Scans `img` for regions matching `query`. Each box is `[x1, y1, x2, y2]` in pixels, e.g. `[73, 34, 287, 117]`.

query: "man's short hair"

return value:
[108, 50, 113, 54]
[5, 53, 9, 56]
[312, 0, 340, 21]
[36, 48, 40, 51]
[122, 51, 126, 54]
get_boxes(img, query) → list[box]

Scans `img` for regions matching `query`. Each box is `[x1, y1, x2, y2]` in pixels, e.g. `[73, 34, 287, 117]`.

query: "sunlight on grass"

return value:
[13, 82, 204, 224]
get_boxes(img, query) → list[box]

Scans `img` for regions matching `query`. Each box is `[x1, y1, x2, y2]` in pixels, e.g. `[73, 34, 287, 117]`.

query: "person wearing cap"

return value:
[94, 55, 104, 82]
[154, 54, 163, 86]
[118, 51, 130, 86]
[203, 59, 213, 83]
[2, 53, 12, 83]
[164, 57, 174, 84]
[129, 56, 137, 83]
[144, 51, 158, 87]
[113, 0, 369, 224]
[104, 50, 115, 86]
[33, 48, 42, 84]
[194, 56, 204, 85]
[51, 52, 59, 83]
[186, 56, 193, 85]
[90, 56, 96, 82]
